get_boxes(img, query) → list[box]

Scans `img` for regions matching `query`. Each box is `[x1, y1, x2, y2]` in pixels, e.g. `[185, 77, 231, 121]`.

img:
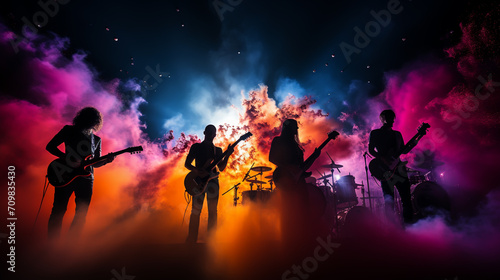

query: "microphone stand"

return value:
[222, 162, 255, 207]
[363, 152, 373, 211]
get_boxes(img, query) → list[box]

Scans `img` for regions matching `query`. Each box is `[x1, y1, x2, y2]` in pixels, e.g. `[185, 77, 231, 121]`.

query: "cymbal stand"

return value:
[363, 152, 373, 211]
[257, 171, 263, 191]
[326, 152, 340, 236]
[245, 174, 258, 190]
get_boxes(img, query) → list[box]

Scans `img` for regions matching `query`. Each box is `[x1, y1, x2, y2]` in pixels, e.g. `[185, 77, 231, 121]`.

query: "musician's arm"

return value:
[400, 132, 415, 154]
[184, 144, 198, 171]
[46, 126, 68, 158]
[93, 139, 114, 167]
[368, 131, 379, 157]
[217, 147, 232, 172]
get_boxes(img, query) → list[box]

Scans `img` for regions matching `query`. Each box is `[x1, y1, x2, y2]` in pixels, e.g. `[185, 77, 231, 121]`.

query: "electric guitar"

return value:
[47, 146, 143, 187]
[184, 132, 252, 196]
[369, 123, 430, 181]
[273, 130, 340, 187]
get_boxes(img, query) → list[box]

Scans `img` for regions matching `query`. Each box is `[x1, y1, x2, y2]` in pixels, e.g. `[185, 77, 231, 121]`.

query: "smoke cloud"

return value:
[0, 4, 499, 279]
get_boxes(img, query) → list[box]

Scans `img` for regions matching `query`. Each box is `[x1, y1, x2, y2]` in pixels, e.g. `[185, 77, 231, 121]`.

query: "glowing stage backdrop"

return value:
[0, 0, 499, 279]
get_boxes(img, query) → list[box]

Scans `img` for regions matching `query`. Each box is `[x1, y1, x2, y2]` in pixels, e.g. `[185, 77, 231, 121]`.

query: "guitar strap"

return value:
[89, 133, 96, 174]
[211, 144, 218, 172]
[91, 132, 95, 156]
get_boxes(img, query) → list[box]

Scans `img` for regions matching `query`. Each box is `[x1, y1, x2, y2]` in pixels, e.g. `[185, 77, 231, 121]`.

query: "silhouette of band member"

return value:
[46, 107, 114, 239]
[269, 119, 321, 245]
[184, 124, 234, 243]
[369, 110, 414, 224]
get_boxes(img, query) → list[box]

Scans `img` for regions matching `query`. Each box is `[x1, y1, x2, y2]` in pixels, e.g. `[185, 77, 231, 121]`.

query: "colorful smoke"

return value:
[0, 4, 499, 278]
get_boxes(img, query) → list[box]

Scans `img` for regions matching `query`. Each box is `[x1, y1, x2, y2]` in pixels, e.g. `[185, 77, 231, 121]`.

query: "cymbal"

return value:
[251, 166, 272, 172]
[246, 179, 267, 185]
[321, 163, 343, 169]
[264, 175, 274, 179]
[360, 197, 383, 199]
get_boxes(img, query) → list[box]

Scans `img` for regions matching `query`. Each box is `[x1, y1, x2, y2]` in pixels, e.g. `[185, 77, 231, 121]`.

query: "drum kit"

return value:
[222, 158, 450, 232]
[222, 160, 371, 234]
[222, 164, 274, 206]
[313, 161, 379, 233]
[405, 165, 451, 220]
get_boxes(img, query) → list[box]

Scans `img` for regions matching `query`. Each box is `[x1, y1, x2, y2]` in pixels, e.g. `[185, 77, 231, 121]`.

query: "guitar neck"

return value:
[206, 140, 240, 171]
[399, 131, 424, 157]
[316, 137, 331, 153]
[303, 138, 332, 171]
[85, 149, 128, 166]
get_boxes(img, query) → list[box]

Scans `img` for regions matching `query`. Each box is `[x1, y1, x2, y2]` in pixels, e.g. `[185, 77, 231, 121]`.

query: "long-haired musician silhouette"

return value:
[269, 119, 321, 246]
[46, 107, 114, 239]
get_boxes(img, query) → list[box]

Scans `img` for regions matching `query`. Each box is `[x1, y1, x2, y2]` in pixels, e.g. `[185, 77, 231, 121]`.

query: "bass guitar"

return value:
[47, 146, 143, 187]
[273, 130, 339, 219]
[184, 132, 252, 196]
[273, 130, 340, 187]
[369, 123, 430, 181]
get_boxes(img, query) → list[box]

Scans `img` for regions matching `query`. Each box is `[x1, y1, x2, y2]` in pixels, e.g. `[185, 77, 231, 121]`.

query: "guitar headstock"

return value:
[417, 123, 430, 135]
[327, 130, 340, 140]
[125, 146, 144, 154]
[239, 132, 253, 141]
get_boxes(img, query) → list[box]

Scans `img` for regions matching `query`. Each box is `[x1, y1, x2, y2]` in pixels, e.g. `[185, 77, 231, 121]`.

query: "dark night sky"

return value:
[1, 3, 500, 279]
[0, 0, 480, 139]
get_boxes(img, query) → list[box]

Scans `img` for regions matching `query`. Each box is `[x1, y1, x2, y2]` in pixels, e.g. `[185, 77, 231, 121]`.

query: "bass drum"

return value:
[242, 190, 272, 205]
[306, 183, 327, 219]
[412, 181, 451, 220]
[335, 206, 372, 238]
[336, 175, 359, 208]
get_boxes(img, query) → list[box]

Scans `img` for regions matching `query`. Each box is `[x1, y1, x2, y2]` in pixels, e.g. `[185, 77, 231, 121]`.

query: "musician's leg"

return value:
[206, 181, 219, 233]
[70, 177, 93, 237]
[186, 192, 205, 243]
[381, 180, 396, 221]
[396, 178, 413, 224]
[48, 184, 75, 239]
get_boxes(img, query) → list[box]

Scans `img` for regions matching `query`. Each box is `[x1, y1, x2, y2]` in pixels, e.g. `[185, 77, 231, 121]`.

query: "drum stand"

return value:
[329, 169, 340, 236]
[363, 152, 373, 211]
[325, 152, 343, 237]
[222, 182, 241, 206]
[222, 163, 255, 206]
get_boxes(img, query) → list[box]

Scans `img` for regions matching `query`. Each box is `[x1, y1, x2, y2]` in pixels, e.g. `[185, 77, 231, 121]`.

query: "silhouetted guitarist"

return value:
[369, 110, 415, 224]
[184, 124, 234, 243]
[46, 107, 114, 239]
[269, 119, 322, 247]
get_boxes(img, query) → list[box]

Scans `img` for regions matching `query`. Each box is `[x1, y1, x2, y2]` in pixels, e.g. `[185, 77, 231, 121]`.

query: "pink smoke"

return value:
[0, 4, 499, 278]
